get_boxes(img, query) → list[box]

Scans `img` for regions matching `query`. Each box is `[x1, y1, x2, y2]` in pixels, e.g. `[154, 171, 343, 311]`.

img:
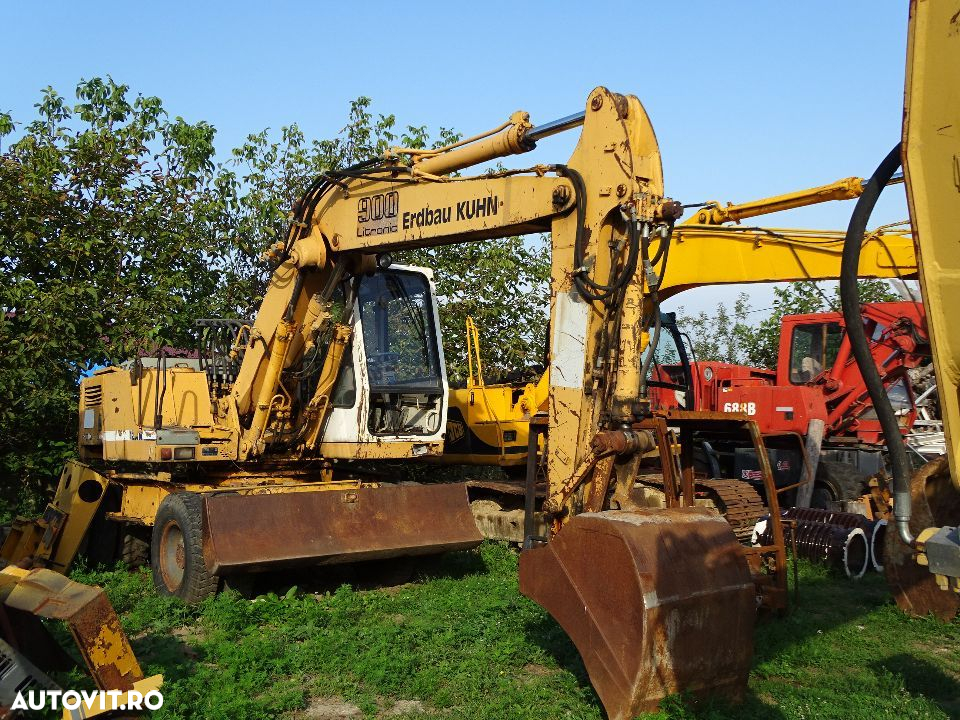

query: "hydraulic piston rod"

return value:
[526, 111, 586, 143]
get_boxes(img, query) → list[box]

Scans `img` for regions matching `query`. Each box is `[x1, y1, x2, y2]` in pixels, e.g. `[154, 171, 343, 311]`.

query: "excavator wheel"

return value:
[812, 461, 869, 510]
[121, 524, 151, 569]
[884, 456, 960, 621]
[519, 508, 755, 719]
[151, 493, 219, 603]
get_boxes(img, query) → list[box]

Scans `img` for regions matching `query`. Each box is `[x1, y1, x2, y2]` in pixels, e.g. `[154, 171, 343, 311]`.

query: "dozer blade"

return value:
[203, 483, 483, 575]
[519, 508, 755, 719]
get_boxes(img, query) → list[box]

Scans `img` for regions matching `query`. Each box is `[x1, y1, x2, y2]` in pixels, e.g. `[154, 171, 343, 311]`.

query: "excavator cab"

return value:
[323, 265, 448, 444]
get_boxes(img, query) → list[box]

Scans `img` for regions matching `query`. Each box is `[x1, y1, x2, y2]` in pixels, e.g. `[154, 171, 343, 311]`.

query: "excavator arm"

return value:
[681, 175, 868, 226]
[231, 87, 675, 496]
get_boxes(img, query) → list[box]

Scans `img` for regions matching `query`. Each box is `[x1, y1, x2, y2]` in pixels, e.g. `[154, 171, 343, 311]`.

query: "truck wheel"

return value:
[151, 493, 219, 603]
[812, 461, 868, 509]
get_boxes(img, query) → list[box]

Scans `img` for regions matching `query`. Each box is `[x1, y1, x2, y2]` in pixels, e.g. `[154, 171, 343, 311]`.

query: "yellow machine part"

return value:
[903, 0, 960, 493]
[1, 461, 110, 574]
[0, 565, 161, 699]
[443, 317, 547, 466]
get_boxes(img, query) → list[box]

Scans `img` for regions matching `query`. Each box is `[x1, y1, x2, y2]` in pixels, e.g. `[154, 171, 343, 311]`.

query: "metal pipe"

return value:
[755, 518, 869, 579]
[780, 505, 875, 530]
[526, 111, 586, 143]
[778, 507, 887, 573]
[915, 382, 938, 404]
[870, 520, 887, 572]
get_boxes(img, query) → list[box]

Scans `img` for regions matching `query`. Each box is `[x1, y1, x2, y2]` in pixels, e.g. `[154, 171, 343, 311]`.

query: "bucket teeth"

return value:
[519, 508, 755, 719]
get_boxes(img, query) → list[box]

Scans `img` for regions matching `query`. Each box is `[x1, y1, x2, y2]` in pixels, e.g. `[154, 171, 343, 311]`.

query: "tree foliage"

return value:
[0, 78, 229, 507]
[675, 293, 753, 366]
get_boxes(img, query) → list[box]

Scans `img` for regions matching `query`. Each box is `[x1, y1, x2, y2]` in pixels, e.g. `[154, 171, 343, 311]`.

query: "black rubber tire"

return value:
[121, 525, 151, 569]
[150, 493, 218, 603]
[812, 461, 869, 509]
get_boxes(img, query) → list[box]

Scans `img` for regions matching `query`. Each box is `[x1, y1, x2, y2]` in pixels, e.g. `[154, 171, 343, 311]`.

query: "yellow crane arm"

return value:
[682, 176, 867, 225]
[659, 224, 916, 298]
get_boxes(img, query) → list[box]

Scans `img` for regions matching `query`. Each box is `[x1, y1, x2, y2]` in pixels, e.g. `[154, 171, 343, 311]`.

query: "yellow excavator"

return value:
[3, 3, 958, 717]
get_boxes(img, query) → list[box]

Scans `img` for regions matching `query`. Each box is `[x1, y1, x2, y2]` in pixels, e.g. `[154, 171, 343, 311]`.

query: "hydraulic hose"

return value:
[839, 143, 914, 546]
[559, 165, 639, 303]
[638, 295, 661, 399]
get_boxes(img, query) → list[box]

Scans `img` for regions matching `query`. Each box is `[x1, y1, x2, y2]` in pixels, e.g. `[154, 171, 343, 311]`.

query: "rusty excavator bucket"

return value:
[202, 483, 484, 575]
[519, 508, 755, 719]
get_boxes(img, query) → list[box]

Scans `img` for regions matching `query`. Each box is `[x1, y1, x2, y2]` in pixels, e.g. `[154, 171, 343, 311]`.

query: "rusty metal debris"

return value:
[696, 479, 767, 543]
[519, 508, 755, 720]
[778, 506, 886, 572]
[0, 566, 151, 693]
[884, 456, 960, 621]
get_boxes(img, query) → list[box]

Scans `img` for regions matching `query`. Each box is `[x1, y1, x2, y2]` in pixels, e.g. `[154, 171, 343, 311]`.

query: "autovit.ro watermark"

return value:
[11, 687, 164, 714]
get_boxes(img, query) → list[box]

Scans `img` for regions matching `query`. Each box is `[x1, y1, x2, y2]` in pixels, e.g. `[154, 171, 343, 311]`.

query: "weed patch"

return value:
[63, 545, 957, 719]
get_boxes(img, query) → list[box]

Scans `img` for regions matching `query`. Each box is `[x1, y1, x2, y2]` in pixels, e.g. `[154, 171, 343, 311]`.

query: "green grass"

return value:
[65, 544, 958, 720]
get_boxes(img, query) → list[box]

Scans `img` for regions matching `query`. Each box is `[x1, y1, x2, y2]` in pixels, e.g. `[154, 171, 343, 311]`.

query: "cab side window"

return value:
[789, 322, 843, 383]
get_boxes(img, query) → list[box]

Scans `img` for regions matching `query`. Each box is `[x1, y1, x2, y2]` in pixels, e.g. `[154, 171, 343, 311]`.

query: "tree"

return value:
[675, 293, 753, 364]
[0, 78, 230, 509]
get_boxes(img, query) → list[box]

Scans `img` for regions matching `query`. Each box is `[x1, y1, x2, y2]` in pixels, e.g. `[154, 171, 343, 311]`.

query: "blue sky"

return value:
[2, 1, 913, 316]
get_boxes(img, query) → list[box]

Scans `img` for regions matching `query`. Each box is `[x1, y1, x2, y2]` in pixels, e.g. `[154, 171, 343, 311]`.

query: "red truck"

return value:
[651, 302, 930, 508]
